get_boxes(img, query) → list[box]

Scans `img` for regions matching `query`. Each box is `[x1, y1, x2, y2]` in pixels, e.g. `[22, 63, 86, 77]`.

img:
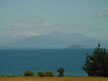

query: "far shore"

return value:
[0, 76, 108, 81]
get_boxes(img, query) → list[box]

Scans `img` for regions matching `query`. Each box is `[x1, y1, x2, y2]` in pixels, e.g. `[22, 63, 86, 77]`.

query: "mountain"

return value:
[2, 31, 108, 49]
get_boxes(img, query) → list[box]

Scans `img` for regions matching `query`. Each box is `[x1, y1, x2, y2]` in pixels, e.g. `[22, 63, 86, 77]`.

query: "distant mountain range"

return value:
[1, 31, 108, 49]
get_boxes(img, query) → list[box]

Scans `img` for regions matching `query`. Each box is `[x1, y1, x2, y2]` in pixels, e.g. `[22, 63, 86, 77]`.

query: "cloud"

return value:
[89, 13, 108, 18]
[12, 18, 55, 28]
[9, 18, 57, 35]
[8, 18, 88, 39]
[12, 32, 40, 38]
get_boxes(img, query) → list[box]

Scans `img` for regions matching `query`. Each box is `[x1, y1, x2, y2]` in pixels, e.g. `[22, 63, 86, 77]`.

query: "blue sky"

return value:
[0, 0, 108, 42]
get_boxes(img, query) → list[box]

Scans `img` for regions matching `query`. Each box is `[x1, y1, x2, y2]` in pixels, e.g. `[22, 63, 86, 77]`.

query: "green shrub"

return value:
[57, 68, 64, 77]
[38, 72, 45, 77]
[38, 72, 53, 77]
[24, 70, 34, 76]
[45, 72, 53, 77]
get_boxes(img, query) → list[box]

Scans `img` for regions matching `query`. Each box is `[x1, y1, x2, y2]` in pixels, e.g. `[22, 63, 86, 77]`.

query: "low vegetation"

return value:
[57, 68, 64, 77]
[24, 70, 34, 76]
[38, 72, 45, 77]
[45, 72, 53, 77]
[38, 72, 53, 77]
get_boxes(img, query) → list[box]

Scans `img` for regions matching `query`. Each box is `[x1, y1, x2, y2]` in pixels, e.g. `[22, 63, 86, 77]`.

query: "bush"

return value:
[38, 72, 53, 77]
[24, 70, 34, 76]
[83, 44, 108, 77]
[57, 68, 64, 77]
[45, 72, 53, 77]
[38, 72, 45, 77]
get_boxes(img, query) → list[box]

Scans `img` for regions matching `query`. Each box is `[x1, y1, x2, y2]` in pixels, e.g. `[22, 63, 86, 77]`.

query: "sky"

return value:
[0, 0, 108, 42]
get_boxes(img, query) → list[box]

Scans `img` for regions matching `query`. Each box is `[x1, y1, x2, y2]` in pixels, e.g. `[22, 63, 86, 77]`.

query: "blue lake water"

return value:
[0, 49, 93, 76]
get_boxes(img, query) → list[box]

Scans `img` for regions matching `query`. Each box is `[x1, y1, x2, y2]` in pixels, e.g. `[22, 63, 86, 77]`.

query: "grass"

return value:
[0, 76, 108, 81]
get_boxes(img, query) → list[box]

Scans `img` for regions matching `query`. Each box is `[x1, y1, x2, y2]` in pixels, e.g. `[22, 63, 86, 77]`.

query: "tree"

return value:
[24, 70, 34, 76]
[83, 44, 108, 77]
[57, 67, 64, 77]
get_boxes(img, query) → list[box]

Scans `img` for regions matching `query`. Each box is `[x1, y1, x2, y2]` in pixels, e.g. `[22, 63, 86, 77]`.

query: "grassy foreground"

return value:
[0, 76, 108, 81]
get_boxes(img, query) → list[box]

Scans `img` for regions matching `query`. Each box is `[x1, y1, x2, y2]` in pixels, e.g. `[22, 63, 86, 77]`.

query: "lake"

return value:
[0, 49, 93, 76]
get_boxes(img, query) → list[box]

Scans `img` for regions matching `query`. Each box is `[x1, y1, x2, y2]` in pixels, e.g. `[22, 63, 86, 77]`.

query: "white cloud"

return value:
[9, 18, 56, 35]
[89, 13, 108, 18]
[11, 18, 55, 28]
[12, 32, 39, 38]
[8, 18, 88, 38]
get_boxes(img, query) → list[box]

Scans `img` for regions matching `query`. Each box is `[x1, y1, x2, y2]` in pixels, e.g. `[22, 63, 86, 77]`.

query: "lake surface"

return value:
[0, 49, 93, 76]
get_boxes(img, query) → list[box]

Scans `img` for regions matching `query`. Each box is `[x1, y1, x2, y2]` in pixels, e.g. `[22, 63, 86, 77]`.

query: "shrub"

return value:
[57, 68, 64, 77]
[38, 72, 45, 77]
[24, 70, 34, 76]
[38, 72, 53, 77]
[45, 72, 53, 77]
